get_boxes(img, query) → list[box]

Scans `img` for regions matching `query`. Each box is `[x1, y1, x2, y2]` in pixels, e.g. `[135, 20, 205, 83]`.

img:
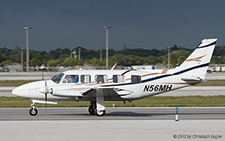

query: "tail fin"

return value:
[173, 39, 217, 80]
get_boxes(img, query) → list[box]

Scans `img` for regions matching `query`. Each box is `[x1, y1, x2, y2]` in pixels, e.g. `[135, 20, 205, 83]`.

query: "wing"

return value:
[50, 85, 131, 101]
[82, 88, 123, 101]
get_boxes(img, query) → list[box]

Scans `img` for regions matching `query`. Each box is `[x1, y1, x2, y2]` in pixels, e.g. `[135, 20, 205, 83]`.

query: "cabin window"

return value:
[95, 75, 107, 83]
[131, 75, 141, 83]
[81, 75, 91, 83]
[51, 72, 64, 84]
[113, 75, 125, 83]
[62, 75, 79, 83]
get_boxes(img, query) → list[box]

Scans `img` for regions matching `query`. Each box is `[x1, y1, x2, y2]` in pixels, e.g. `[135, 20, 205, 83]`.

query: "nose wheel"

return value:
[29, 108, 38, 116]
[29, 102, 38, 116]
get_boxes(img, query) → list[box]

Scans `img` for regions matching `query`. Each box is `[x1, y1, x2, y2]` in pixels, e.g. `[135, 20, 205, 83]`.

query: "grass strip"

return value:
[0, 80, 37, 86]
[1, 96, 225, 107]
[197, 80, 225, 86]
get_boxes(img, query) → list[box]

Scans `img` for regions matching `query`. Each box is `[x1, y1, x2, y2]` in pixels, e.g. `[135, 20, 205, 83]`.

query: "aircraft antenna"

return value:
[111, 63, 117, 70]
[44, 78, 48, 108]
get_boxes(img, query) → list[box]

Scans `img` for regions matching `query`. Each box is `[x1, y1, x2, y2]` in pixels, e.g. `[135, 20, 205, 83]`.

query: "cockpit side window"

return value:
[63, 75, 79, 83]
[131, 75, 141, 83]
[51, 73, 64, 84]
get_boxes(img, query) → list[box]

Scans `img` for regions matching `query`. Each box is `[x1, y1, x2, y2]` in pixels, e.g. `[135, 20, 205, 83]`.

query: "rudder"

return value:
[174, 39, 217, 80]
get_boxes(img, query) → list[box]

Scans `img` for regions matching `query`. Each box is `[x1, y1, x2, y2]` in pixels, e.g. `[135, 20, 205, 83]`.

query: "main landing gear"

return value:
[88, 101, 106, 116]
[28, 92, 106, 117]
[29, 102, 38, 116]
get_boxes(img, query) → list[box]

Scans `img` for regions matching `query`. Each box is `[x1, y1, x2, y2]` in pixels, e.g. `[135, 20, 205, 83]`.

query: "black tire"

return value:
[88, 105, 95, 115]
[29, 108, 38, 116]
[95, 110, 105, 116]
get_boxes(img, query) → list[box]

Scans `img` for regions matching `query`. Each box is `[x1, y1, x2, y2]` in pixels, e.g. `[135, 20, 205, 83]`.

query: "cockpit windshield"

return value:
[51, 72, 64, 83]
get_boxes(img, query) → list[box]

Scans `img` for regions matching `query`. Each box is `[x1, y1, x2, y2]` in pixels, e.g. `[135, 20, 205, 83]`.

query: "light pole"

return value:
[20, 48, 23, 72]
[168, 47, 170, 69]
[100, 48, 102, 62]
[24, 26, 32, 72]
[78, 48, 81, 60]
[70, 49, 74, 58]
[104, 26, 111, 69]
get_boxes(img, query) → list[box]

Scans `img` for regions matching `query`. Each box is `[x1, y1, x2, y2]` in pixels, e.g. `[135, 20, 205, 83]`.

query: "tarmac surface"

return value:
[1, 107, 225, 120]
[0, 72, 58, 80]
[205, 72, 225, 80]
[0, 87, 16, 97]
[0, 107, 225, 141]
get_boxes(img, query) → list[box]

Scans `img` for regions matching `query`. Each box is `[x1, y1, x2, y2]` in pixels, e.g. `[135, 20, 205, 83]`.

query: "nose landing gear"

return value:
[29, 102, 38, 116]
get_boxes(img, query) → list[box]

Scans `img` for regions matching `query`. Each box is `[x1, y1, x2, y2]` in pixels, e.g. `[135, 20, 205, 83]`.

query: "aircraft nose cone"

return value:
[12, 87, 17, 95]
[12, 80, 54, 99]
[12, 87, 25, 97]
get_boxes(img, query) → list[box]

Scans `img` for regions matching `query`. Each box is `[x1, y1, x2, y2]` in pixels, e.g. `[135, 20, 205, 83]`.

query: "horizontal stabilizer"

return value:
[181, 76, 203, 84]
[181, 77, 201, 81]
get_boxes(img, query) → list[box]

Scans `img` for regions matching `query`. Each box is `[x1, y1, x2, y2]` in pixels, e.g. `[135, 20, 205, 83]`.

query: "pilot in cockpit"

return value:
[71, 75, 77, 83]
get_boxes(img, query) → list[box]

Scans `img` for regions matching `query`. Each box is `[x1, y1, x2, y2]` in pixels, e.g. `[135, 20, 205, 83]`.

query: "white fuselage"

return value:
[12, 69, 196, 102]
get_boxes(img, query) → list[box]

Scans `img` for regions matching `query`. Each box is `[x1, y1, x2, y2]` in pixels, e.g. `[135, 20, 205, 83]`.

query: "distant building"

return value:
[209, 64, 225, 72]
[131, 65, 156, 70]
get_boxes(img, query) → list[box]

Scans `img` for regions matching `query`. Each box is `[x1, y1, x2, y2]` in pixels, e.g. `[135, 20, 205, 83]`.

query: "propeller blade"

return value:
[45, 93, 47, 107]
[45, 78, 47, 87]
[45, 78, 47, 107]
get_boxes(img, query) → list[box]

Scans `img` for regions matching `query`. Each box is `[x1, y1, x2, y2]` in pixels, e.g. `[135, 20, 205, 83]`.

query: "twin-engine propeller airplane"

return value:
[12, 39, 217, 116]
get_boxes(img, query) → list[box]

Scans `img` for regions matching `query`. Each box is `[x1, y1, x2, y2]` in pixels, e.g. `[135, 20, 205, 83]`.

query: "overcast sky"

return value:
[0, 0, 225, 51]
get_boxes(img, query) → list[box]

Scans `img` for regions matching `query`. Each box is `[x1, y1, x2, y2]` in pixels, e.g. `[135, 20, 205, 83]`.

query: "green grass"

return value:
[197, 80, 225, 86]
[0, 80, 37, 86]
[1, 96, 225, 107]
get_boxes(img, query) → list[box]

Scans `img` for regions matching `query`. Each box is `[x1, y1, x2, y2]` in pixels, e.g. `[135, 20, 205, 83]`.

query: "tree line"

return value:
[0, 45, 225, 68]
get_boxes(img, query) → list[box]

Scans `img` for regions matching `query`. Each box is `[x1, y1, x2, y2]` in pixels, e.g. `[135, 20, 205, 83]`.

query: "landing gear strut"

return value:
[29, 102, 38, 116]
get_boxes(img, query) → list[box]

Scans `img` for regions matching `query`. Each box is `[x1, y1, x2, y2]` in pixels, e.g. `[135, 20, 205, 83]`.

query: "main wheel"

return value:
[95, 110, 105, 116]
[29, 108, 38, 116]
[88, 105, 95, 115]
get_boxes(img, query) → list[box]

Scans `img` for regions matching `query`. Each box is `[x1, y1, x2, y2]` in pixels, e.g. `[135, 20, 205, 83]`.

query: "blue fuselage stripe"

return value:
[102, 63, 209, 87]
[173, 63, 209, 75]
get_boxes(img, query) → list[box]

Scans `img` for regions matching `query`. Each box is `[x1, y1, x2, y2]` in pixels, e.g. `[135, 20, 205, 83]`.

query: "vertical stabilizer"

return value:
[174, 39, 217, 80]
